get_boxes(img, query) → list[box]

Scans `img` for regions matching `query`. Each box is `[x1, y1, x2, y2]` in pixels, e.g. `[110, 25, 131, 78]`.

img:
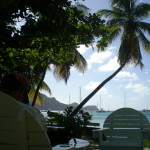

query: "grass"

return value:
[144, 139, 150, 148]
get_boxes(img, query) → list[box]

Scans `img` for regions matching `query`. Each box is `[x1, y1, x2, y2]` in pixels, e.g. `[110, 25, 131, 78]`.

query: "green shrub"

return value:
[144, 139, 150, 147]
[47, 106, 92, 137]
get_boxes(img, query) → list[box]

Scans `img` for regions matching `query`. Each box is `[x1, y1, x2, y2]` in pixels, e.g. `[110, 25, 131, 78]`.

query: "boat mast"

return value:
[124, 91, 126, 107]
[79, 86, 82, 103]
[100, 95, 101, 110]
[69, 93, 70, 105]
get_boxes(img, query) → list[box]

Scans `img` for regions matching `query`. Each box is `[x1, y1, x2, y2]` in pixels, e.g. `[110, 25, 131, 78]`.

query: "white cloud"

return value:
[84, 81, 108, 94]
[114, 71, 138, 81]
[106, 46, 116, 51]
[77, 45, 90, 54]
[144, 70, 150, 74]
[77, 45, 116, 69]
[106, 94, 114, 98]
[84, 81, 100, 90]
[87, 51, 112, 69]
[98, 88, 108, 95]
[78, 44, 116, 55]
[147, 80, 150, 83]
[125, 83, 150, 95]
[98, 56, 120, 72]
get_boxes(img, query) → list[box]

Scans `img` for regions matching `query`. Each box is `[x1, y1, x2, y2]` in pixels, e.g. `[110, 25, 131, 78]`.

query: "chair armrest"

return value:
[99, 129, 110, 142]
[92, 128, 110, 141]
[92, 129, 102, 139]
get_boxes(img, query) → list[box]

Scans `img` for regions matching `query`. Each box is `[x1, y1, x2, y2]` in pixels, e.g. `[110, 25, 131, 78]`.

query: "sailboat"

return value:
[96, 95, 106, 112]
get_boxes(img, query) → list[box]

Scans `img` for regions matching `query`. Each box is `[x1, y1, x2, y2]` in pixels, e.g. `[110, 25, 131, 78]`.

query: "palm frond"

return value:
[38, 92, 45, 104]
[111, 7, 127, 18]
[133, 3, 150, 20]
[28, 88, 44, 105]
[118, 29, 143, 67]
[73, 2, 91, 16]
[97, 9, 114, 18]
[111, 0, 129, 7]
[111, 0, 135, 11]
[118, 38, 131, 65]
[134, 39, 143, 69]
[97, 0, 149, 69]
[139, 61, 144, 70]
[73, 48, 87, 72]
[137, 21, 150, 35]
[53, 64, 70, 83]
[107, 18, 126, 27]
[47, 65, 51, 71]
[138, 30, 150, 53]
[53, 48, 87, 83]
[97, 9, 126, 21]
[107, 26, 121, 44]
[40, 81, 51, 95]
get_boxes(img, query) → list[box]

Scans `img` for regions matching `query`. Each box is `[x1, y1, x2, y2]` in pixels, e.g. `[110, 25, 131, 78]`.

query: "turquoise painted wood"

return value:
[0, 91, 51, 150]
[92, 107, 150, 150]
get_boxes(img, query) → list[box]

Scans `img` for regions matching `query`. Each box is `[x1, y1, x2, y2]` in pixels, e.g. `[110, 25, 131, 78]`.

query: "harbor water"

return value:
[41, 110, 150, 128]
[88, 111, 150, 128]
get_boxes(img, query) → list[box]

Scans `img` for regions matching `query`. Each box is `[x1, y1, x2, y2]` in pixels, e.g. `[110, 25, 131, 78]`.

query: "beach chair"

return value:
[0, 91, 51, 150]
[92, 107, 150, 150]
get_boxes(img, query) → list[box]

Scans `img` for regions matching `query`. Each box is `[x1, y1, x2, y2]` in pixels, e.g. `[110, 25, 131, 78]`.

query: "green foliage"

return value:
[47, 106, 92, 137]
[0, 0, 108, 87]
[69, 0, 150, 118]
[0, 0, 109, 105]
[97, 0, 150, 67]
[144, 139, 150, 148]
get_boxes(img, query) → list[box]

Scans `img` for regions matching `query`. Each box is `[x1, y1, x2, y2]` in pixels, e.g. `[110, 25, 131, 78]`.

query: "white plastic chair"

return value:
[92, 107, 150, 150]
[0, 91, 51, 150]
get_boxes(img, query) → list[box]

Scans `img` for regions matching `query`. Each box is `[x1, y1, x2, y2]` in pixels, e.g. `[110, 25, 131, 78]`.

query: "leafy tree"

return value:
[47, 106, 92, 138]
[70, 0, 150, 117]
[0, 0, 108, 105]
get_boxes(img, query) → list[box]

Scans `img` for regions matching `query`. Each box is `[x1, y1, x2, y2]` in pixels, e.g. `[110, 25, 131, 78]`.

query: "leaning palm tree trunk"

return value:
[31, 64, 48, 106]
[70, 59, 127, 118]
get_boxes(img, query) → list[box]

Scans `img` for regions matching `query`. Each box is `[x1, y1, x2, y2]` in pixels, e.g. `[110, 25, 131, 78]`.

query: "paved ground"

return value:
[85, 139, 99, 150]
[84, 138, 150, 150]
[81, 135, 150, 150]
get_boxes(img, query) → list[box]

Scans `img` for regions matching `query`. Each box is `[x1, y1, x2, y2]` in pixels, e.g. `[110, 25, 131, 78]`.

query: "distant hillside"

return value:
[35, 94, 67, 110]
[83, 105, 99, 111]
[68, 102, 78, 108]
[35, 94, 98, 111]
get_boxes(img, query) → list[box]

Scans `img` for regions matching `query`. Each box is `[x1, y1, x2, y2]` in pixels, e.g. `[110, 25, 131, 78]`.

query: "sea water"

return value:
[89, 111, 150, 128]
[89, 111, 112, 128]
[41, 110, 150, 128]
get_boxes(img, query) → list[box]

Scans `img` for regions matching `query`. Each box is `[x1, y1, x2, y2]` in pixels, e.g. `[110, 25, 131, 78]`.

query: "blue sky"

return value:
[42, 0, 150, 111]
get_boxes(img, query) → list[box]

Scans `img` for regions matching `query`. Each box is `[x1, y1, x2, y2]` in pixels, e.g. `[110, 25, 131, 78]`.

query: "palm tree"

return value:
[29, 82, 51, 105]
[52, 48, 87, 83]
[31, 48, 87, 106]
[70, 0, 150, 117]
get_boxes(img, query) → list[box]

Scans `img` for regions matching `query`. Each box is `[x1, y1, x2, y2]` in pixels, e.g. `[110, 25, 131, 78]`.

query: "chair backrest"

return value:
[0, 91, 51, 150]
[103, 107, 150, 129]
[102, 108, 150, 146]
